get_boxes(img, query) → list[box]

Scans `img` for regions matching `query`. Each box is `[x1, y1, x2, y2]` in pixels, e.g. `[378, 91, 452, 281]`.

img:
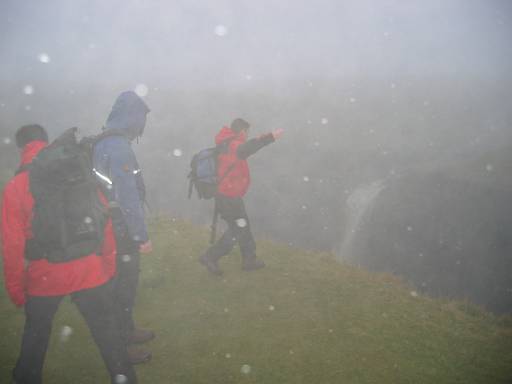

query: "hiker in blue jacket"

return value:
[93, 91, 154, 365]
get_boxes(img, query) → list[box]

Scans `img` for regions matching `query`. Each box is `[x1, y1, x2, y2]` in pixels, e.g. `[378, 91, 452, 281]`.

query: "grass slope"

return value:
[1, 217, 511, 383]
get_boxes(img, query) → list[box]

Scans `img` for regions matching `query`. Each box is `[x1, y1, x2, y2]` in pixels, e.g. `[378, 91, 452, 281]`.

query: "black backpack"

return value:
[25, 127, 108, 263]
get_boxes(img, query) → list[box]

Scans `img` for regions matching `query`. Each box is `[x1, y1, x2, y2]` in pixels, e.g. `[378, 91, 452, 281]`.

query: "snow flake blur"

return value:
[173, 149, 183, 157]
[214, 25, 228, 36]
[134, 84, 149, 97]
[23, 85, 34, 95]
[114, 374, 128, 384]
[59, 325, 73, 342]
[37, 53, 51, 63]
[241, 364, 251, 374]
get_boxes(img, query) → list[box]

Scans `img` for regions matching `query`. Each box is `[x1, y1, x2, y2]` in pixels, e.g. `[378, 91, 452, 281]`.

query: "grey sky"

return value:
[1, 0, 511, 90]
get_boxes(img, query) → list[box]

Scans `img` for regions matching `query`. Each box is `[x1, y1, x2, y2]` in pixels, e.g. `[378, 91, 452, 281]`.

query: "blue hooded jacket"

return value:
[93, 91, 150, 243]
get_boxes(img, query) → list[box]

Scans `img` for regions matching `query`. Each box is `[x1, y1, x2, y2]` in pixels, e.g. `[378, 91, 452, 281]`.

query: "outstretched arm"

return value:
[237, 129, 283, 159]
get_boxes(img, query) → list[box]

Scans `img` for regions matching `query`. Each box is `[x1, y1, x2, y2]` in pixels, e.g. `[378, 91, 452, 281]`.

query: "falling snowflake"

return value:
[23, 85, 34, 95]
[173, 148, 183, 157]
[215, 25, 228, 36]
[224, 308, 229, 313]
[225, 353, 232, 359]
[3, 137, 11, 145]
[303, 176, 310, 182]
[84, 216, 93, 224]
[407, 226, 413, 232]
[321, 118, 329, 125]
[60, 325, 73, 342]
[114, 375, 128, 384]
[236, 218, 247, 228]
[245, 74, 252, 80]
[240, 364, 251, 374]
[485, 164, 493, 172]
[410, 291, 418, 297]
[121, 254, 132, 263]
[37, 53, 51, 63]
[134, 84, 149, 97]
[268, 305, 275, 311]
[349, 97, 357, 103]
[24, 105, 32, 111]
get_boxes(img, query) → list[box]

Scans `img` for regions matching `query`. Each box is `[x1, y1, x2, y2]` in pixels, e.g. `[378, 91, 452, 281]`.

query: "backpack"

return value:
[25, 127, 108, 263]
[187, 139, 235, 200]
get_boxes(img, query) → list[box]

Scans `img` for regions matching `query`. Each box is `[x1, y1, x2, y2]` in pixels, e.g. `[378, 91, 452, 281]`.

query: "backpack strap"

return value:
[15, 163, 32, 176]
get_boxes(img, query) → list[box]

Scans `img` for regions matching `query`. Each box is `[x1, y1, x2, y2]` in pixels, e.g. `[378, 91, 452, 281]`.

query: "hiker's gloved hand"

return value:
[272, 128, 284, 140]
[139, 240, 153, 254]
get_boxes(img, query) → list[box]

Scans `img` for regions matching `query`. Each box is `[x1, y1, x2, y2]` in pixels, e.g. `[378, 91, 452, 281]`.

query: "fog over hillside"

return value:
[1, 0, 511, 312]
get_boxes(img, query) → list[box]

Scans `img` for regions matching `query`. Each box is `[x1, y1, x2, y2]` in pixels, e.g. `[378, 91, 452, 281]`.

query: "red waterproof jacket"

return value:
[1, 141, 116, 306]
[216, 127, 250, 198]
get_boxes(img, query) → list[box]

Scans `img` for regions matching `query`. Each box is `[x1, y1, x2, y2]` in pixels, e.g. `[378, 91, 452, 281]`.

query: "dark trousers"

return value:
[13, 281, 137, 384]
[206, 196, 257, 262]
[113, 223, 141, 344]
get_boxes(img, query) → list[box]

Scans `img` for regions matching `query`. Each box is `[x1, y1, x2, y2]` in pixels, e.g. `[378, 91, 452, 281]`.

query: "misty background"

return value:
[1, 0, 511, 313]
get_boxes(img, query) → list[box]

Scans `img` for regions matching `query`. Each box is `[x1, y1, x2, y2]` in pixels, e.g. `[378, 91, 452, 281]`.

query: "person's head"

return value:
[105, 91, 150, 141]
[231, 118, 250, 133]
[15, 124, 48, 149]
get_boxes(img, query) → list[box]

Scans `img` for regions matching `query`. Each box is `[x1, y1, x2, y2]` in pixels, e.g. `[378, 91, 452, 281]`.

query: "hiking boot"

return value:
[242, 258, 266, 271]
[199, 253, 223, 276]
[128, 328, 155, 345]
[127, 346, 152, 365]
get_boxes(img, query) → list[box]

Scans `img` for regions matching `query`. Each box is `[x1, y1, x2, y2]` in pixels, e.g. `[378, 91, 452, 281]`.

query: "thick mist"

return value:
[1, 0, 512, 313]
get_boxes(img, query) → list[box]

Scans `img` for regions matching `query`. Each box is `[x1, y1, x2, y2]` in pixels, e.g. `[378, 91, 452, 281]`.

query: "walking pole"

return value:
[210, 197, 219, 245]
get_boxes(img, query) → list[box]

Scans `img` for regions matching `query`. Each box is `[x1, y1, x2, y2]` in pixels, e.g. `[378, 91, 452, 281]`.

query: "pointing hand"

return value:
[272, 128, 284, 140]
[139, 240, 153, 254]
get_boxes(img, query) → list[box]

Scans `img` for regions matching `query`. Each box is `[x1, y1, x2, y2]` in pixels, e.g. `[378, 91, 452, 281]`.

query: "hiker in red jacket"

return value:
[1, 124, 136, 384]
[200, 118, 283, 275]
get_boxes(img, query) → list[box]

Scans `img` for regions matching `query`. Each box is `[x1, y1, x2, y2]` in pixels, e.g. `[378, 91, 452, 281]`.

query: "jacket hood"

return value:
[215, 126, 246, 145]
[104, 91, 150, 139]
[20, 140, 47, 166]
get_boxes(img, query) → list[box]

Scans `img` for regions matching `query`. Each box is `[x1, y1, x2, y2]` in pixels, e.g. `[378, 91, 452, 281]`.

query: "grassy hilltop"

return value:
[0, 217, 511, 383]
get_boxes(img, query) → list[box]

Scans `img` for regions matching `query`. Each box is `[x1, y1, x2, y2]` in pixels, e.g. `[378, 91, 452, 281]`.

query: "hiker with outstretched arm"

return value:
[1, 124, 136, 384]
[92, 91, 155, 365]
[199, 118, 283, 275]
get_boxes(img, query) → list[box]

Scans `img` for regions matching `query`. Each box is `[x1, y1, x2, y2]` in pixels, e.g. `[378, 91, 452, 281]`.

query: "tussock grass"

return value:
[1, 216, 511, 383]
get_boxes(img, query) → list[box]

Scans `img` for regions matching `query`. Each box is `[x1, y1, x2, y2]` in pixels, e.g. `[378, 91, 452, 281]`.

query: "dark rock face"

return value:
[349, 172, 512, 314]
